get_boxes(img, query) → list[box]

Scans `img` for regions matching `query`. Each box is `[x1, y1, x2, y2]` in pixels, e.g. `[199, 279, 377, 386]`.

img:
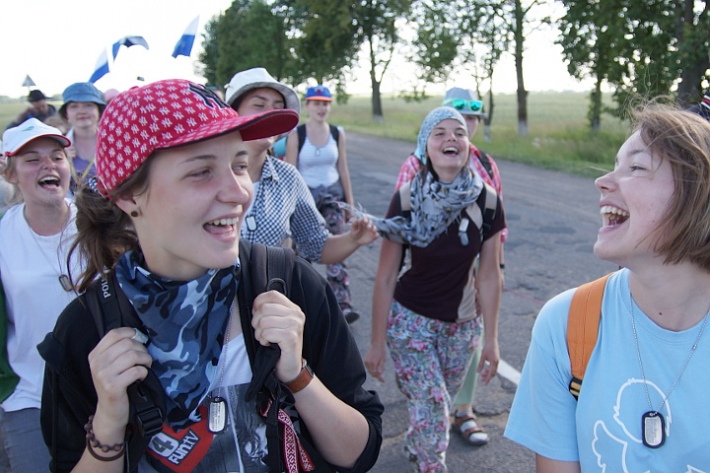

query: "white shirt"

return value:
[0, 201, 80, 411]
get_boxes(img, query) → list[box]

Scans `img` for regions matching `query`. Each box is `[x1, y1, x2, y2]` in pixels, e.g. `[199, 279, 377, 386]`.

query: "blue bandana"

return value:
[115, 251, 239, 428]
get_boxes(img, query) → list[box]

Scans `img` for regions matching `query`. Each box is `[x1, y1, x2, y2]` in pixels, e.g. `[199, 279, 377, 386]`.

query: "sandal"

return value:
[453, 412, 489, 446]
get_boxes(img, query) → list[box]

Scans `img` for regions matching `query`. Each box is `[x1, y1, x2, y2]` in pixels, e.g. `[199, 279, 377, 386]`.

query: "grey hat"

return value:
[442, 87, 486, 118]
[59, 82, 106, 119]
[224, 68, 300, 114]
[417, 106, 468, 164]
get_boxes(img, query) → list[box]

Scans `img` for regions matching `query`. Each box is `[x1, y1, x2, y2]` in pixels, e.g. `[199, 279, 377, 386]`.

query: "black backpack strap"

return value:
[329, 124, 340, 146]
[243, 242, 296, 402]
[84, 275, 165, 447]
[296, 124, 307, 154]
[476, 148, 494, 179]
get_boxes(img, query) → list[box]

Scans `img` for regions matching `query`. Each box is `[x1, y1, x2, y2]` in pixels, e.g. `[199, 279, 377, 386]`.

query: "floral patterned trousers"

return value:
[387, 301, 481, 473]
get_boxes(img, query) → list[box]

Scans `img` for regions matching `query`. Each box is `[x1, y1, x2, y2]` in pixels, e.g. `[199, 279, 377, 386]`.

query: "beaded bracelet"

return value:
[84, 415, 125, 462]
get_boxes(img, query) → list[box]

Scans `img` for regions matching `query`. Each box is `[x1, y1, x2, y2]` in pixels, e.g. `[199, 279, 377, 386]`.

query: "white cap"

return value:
[2, 118, 71, 157]
[224, 67, 300, 113]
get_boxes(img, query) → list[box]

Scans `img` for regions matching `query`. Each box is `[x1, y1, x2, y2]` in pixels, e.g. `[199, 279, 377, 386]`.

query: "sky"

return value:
[0, 0, 594, 100]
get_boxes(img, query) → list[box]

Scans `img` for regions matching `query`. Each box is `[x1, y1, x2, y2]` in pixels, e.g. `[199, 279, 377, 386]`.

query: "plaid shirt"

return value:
[394, 143, 508, 242]
[241, 157, 328, 262]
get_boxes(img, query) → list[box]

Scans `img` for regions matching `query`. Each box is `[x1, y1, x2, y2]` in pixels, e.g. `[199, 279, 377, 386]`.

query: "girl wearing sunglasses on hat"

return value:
[38, 80, 383, 473]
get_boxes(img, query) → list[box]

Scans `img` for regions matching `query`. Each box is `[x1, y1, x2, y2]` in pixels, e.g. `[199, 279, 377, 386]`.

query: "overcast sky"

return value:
[0, 0, 592, 99]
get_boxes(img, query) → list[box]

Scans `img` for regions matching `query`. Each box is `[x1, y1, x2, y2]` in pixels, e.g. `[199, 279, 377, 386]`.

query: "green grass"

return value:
[0, 93, 627, 178]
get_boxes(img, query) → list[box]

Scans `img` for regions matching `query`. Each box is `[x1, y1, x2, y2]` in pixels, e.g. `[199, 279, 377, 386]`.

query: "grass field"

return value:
[0, 92, 627, 177]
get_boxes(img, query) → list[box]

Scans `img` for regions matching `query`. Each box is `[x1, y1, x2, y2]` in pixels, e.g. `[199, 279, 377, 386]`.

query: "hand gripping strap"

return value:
[567, 273, 612, 399]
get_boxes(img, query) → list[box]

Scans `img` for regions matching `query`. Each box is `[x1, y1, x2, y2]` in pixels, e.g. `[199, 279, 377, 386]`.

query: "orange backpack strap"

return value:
[567, 273, 612, 399]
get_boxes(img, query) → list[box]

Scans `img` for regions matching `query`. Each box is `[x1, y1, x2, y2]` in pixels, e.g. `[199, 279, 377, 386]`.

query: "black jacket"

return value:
[39, 242, 383, 472]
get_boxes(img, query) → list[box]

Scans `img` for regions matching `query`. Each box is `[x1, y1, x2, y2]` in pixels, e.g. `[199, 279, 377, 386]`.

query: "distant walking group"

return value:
[0, 67, 709, 473]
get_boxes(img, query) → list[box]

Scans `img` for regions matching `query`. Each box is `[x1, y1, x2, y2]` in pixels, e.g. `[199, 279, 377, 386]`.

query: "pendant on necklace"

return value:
[58, 274, 73, 292]
[641, 411, 665, 448]
[208, 396, 227, 433]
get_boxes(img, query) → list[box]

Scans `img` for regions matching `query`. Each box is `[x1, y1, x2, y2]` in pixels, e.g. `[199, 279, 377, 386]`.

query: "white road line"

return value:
[497, 359, 521, 386]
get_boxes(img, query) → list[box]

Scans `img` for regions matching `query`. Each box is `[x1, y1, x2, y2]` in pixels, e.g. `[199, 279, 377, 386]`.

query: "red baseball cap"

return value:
[96, 79, 299, 194]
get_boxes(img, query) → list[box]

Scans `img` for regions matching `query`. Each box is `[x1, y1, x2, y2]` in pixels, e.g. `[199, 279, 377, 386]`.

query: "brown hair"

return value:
[632, 105, 710, 271]
[68, 157, 153, 292]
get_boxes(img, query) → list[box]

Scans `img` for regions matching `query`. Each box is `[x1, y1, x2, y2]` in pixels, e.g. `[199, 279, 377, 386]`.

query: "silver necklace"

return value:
[208, 301, 234, 434]
[630, 293, 710, 448]
[26, 210, 73, 292]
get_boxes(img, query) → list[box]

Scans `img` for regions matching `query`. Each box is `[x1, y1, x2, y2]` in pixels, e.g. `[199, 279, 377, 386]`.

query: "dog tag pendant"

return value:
[58, 274, 73, 292]
[458, 219, 469, 246]
[208, 396, 227, 433]
[246, 215, 257, 232]
[641, 411, 665, 448]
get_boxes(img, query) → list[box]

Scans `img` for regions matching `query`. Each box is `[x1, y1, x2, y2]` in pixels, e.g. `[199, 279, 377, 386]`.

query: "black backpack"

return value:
[57, 241, 296, 473]
[296, 123, 340, 155]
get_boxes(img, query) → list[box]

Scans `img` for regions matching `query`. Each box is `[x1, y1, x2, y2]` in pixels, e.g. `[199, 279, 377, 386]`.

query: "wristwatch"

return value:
[285, 359, 314, 394]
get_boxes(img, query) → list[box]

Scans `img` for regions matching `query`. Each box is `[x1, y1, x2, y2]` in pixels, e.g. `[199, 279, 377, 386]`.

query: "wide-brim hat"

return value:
[59, 82, 107, 119]
[96, 79, 299, 194]
[225, 68, 300, 113]
[2, 118, 71, 157]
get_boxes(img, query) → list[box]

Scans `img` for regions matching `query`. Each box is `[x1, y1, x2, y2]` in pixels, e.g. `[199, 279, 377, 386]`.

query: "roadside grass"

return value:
[0, 93, 625, 177]
[328, 92, 625, 178]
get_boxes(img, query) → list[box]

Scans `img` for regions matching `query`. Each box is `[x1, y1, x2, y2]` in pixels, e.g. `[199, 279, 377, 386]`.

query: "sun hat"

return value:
[442, 87, 486, 118]
[417, 106, 468, 164]
[224, 68, 300, 113]
[96, 79, 299, 195]
[28, 89, 47, 102]
[2, 118, 71, 157]
[59, 82, 107, 119]
[305, 85, 332, 102]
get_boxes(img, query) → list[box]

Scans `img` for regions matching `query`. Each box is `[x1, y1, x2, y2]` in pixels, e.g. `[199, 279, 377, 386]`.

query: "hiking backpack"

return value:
[566, 272, 613, 399]
[54, 241, 296, 473]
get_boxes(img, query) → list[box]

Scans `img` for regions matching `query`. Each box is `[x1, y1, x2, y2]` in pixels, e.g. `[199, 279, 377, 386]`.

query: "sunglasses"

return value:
[444, 98, 484, 113]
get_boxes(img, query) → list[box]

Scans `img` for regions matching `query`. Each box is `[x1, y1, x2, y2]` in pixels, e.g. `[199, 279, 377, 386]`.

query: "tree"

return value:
[558, 0, 709, 119]
[199, 0, 298, 91]
[352, 0, 415, 120]
[558, 0, 627, 131]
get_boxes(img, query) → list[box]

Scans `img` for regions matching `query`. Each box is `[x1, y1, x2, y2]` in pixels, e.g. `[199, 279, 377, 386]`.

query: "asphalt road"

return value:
[337, 132, 618, 472]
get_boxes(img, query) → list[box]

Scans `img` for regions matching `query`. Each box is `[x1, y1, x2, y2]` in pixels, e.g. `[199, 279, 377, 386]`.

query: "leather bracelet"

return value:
[84, 415, 125, 462]
[285, 359, 314, 394]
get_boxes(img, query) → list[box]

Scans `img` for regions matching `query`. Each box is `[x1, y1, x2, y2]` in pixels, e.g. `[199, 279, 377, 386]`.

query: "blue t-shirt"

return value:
[505, 269, 710, 471]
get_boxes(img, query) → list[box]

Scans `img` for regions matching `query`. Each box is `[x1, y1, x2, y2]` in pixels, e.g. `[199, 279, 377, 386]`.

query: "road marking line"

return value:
[498, 359, 521, 386]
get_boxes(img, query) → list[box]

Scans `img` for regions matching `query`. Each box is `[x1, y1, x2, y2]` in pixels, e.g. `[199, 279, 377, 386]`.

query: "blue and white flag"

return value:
[88, 48, 110, 83]
[172, 16, 199, 58]
[111, 35, 149, 60]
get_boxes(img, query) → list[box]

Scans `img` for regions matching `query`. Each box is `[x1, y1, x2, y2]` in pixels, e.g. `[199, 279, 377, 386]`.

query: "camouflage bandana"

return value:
[115, 250, 239, 428]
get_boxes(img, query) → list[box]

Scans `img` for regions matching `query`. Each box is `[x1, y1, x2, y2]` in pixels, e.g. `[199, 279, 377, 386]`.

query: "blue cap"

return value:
[59, 82, 106, 118]
[305, 84, 332, 102]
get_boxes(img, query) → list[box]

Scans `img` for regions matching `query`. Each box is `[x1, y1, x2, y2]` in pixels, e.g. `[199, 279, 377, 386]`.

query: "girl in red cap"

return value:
[39, 80, 383, 473]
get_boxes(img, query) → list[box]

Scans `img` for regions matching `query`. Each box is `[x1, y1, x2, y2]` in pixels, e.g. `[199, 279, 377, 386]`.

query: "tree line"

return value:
[199, 0, 709, 134]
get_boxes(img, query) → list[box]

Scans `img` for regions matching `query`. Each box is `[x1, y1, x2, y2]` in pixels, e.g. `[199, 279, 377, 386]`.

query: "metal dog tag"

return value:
[208, 396, 227, 433]
[642, 411, 665, 448]
[58, 274, 73, 292]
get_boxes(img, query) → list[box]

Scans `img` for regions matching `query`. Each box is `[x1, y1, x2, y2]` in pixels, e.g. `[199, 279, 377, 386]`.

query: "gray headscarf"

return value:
[417, 106, 468, 164]
[346, 106, 482, 247]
